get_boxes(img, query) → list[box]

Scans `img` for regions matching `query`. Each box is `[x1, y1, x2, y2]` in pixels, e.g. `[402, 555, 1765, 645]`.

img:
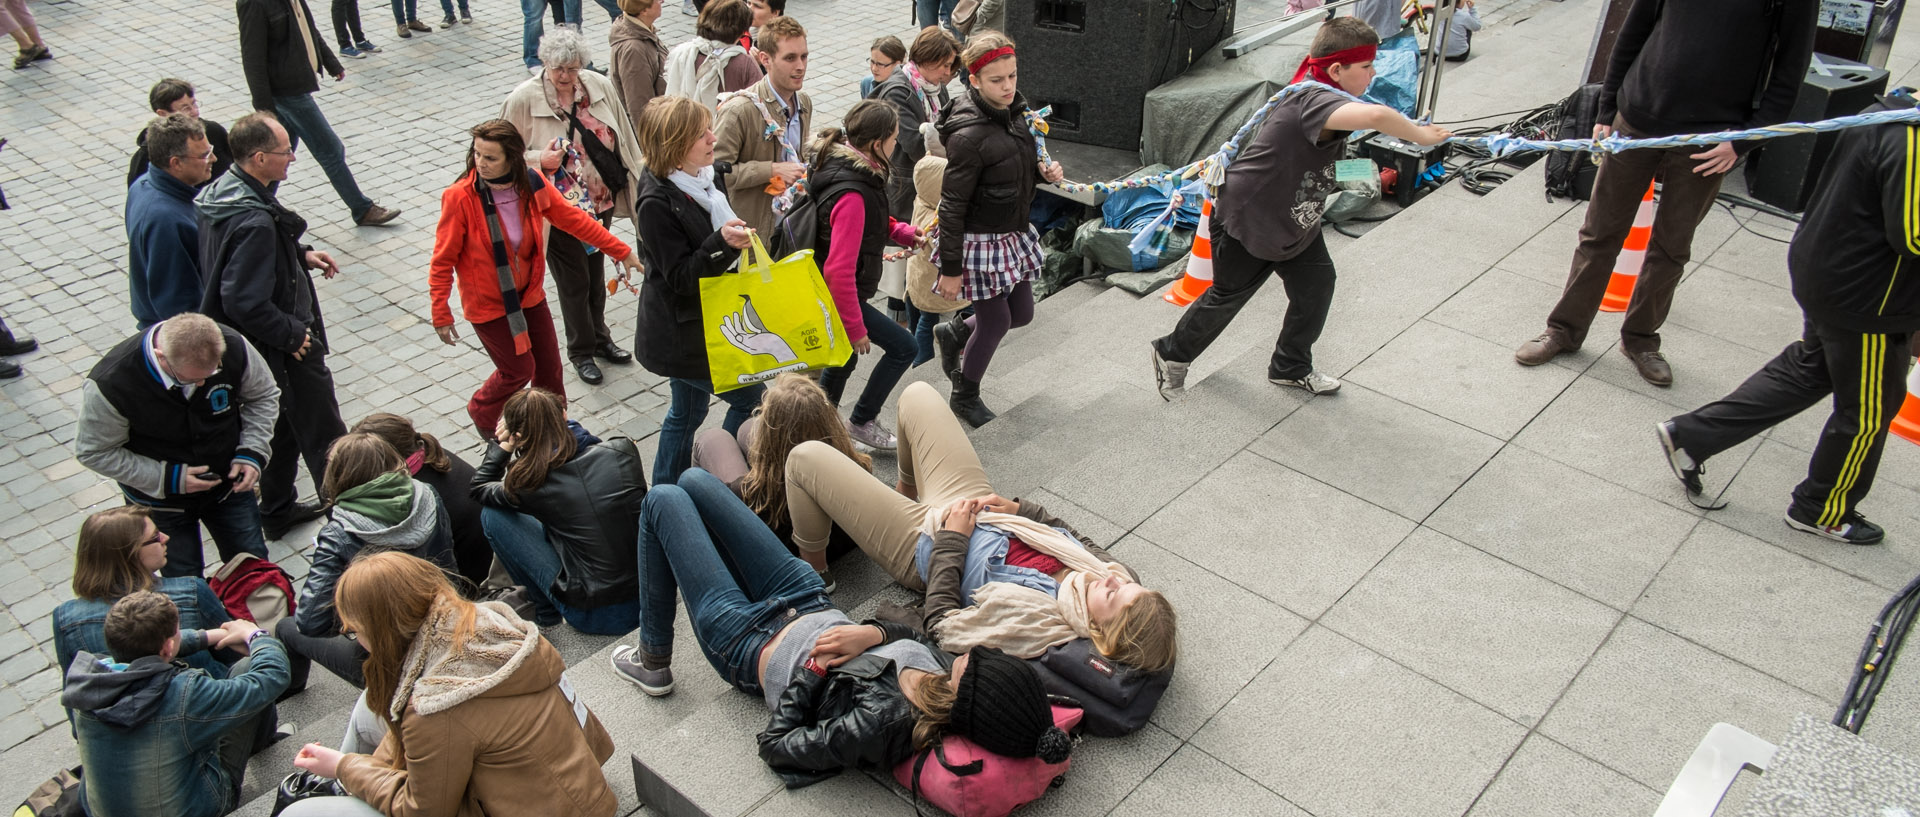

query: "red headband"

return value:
[1290, 44, 1377, 86]
[967, 46, 1015, 76]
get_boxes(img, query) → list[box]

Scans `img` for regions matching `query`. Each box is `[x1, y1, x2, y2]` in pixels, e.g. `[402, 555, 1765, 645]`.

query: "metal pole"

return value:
[1223, 0, 1368, 58]
[1415, 0, 1457, 121]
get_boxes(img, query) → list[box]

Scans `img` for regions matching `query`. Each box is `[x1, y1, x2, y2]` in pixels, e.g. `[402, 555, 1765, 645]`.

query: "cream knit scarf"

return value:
[919, 507, 1127, 658]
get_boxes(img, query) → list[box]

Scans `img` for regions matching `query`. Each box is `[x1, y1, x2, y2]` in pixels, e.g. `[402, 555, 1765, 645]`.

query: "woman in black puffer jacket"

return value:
[931, 31, 1066, 427]
[604, 466, 1070, 786]
[472, 387, 648, 634]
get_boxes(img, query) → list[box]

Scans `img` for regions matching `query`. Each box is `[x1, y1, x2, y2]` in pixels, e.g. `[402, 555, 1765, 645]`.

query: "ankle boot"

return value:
[934, 317, 972, 384]
[949, 376, 997, 428]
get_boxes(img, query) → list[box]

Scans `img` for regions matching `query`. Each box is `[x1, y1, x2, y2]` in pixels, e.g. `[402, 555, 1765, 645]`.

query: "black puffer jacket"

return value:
[757, 621, 951, 788]
[471, 437, 648, 608]
[633, 171, 739, 382]
[809, 147, 891, 302]
[935, 87, 1040, 278]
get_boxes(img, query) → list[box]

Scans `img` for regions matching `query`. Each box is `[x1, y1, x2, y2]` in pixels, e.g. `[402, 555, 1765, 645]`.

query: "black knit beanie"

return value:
[948, 646, 1073, 763]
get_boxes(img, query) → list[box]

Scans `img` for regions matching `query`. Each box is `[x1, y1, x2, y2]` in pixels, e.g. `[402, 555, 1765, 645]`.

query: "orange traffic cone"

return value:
[1164, 200, 1215, 306]
[1890, 364, 1920, 446]
[1600, 180, 1657, 313]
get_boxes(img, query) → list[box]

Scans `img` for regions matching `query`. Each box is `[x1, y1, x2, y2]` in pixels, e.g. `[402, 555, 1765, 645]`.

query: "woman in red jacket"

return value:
[429, 119, 643, 437]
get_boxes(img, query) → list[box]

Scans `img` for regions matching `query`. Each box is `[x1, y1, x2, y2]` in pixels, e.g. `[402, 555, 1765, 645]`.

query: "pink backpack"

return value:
[892, 704, 1082, 817]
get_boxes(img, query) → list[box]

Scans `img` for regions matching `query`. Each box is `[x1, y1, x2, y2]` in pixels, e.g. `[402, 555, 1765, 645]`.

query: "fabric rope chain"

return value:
[1029, 80, 1920, 196]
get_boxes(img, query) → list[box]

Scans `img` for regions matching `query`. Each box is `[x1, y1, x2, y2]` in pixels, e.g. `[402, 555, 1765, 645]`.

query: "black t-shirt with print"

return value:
[1213, 85, 1353, 262]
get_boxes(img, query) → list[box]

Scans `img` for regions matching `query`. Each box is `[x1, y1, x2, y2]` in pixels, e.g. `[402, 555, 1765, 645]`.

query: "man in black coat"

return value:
[197, 112, 347, 540]
[234, 0, 399, 226]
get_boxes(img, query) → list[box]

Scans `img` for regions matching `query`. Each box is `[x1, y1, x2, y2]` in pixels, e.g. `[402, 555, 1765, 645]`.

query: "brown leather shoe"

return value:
[407, 19, 433, 31]
[1514, 331, 1574, 366]
[1624, 348, 1673, 387]
[355, 204, 401, 226]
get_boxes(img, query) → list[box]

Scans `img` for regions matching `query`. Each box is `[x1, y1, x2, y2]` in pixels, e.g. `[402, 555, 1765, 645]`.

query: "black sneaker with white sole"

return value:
[1784, 506, 1885, 545]
[1655, 421, 1726, 509]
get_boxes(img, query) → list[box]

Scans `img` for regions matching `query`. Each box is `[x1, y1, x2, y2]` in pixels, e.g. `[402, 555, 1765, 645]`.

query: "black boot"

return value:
[949, 376, 996, 428]
[934, 317, 972, 384]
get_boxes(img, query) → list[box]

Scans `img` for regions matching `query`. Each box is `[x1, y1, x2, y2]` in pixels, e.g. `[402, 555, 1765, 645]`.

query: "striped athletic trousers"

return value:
[1668, 319, 1910, 524]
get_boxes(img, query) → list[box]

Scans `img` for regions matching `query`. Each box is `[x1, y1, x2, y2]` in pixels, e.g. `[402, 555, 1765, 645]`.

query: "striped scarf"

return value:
[475, 175, 532, 355]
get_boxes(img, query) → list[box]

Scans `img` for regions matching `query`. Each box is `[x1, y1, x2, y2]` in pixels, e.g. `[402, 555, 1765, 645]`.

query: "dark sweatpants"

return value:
[1668, 319, 1910, 524]
[1152, 224, 1335, 381]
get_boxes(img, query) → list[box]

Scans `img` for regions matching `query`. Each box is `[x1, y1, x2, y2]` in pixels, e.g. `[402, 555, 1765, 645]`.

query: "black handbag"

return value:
[270, 770, 347, 815]
[1027, 638, 1171, 738]
[563, 109, 630, 199]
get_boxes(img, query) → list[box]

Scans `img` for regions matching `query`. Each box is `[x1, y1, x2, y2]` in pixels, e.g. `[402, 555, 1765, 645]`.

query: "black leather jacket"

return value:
[470, 437, 647, 608]
[756, 621, 952, 788]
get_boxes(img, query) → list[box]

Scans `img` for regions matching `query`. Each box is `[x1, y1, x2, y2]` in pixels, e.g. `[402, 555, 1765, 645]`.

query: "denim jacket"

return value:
[913, 521, 1074, 602]
[52, 577, 236, 682]
[63, 638, 289, 817]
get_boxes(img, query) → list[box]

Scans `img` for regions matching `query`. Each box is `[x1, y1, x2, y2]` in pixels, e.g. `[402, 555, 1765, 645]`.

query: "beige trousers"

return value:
[785, 382, 992, 589]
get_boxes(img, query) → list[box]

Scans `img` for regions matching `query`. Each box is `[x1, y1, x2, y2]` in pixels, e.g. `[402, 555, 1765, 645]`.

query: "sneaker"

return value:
[355, 39, 382, 52]
[848, 419, 898, 451]
[460, 11, 473, 22]
[1655, 421, 1727, 509]
[396, 23, 412, 37]
[816, 568, 837, 594]
[338, 44, 366, 58]
[1784, 506, 1885, 545]
[610, 645, 675, 696]
[1150, 345, 1188, 400]
[439, 13, 456, 27]
[1515, 331, 1575, 366]
[407, 19, 433, 31]
[355, 203, 401, 226]
[1272, 370, 1341, 395]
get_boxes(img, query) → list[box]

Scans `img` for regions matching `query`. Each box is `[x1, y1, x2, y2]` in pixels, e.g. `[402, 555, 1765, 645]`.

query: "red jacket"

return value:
[430, 170, 633, 327]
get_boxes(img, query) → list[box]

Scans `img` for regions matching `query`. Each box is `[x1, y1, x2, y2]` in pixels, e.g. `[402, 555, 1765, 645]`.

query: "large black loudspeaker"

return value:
[1745, 54, 1889, 212]
[1002, 0, 1236, 151]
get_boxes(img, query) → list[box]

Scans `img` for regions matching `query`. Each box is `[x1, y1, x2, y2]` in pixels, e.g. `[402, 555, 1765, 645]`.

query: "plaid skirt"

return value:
[931, 225, 1044, 301]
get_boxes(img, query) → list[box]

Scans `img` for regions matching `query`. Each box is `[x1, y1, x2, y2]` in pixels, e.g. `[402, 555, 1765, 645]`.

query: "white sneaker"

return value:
[1271, 371, 1341, 394]
[848, 419, 898, 451]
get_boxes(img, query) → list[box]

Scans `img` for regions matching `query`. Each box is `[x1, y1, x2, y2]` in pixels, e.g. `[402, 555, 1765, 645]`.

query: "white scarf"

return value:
[918, 507, 1129, 658]
[669, 167, 737, 230]
[664, 38, 748, 109]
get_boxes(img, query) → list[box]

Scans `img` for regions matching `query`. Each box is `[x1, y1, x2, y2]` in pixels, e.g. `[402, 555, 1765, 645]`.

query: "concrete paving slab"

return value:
[1427, 446, 1699, 609]
[1115, 535, 1307, 739]
[1138, 451, 1415, 618]
[1323, 528, 1620, 725]
[1251, 381, 1502, 521]
[1016, 723, 1183, 817]
[1465, 734, 1662, 817]
[1110, 744, 1310, 817]
[1662, 266, 1803, 356]
[1539, 616, 1831, 790]
[1634, 520, 1889, 698]
[1192, 626, 1526, 817]
[1580, 321, 1781, 414]
[1427, 268, 1570, 352]
[1702, 218, 1793, 288]
[1348, 320, 1579, 440]
[1708, 439, 1920, 593]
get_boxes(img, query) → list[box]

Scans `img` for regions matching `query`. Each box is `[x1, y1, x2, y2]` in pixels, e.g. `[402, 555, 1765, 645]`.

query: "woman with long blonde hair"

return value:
[284, 551, 618, 816]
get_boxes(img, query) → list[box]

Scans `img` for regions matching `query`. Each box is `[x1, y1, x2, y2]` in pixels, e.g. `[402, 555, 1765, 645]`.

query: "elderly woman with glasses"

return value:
[501, 28, 647, 387]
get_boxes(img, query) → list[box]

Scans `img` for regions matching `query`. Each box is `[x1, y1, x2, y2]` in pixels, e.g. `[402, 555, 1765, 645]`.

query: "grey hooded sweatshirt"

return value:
[293, 477, 457, 637]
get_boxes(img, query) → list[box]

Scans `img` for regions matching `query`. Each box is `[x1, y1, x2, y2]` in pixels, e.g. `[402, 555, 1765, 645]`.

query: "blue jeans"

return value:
[905, 302, 940, 367]
[388, 0, 417, 22]
[559, 0, 619, 22]
[819, 302, 916, 426]
[143, 490, 269, 578]
[915, 0, 958, 27]
[520, 0, 545, 65]
[654, 378, 766, 486]
[637, 469, 832, 692]
[482, 507, 640, 635]
[271, 94, 374, 221]
[438, 0, 468, 16]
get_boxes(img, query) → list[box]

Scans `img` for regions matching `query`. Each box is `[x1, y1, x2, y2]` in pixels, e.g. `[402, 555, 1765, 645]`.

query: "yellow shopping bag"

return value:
[700, 232, 851, 393]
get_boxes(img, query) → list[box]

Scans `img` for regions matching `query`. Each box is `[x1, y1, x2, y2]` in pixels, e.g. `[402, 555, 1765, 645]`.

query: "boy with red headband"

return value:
[1151, 17, 1449, 398]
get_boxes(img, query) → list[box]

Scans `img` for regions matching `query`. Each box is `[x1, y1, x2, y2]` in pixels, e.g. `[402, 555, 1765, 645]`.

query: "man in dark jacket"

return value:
[128, 79, 233, 190]
[128, 115, 216, 330]
[198, 112, 347, 541]
[235, 0, 399, 226]
[63, 591, 287, 817]
[1656, 99, 1920, 545]
[1515, 0, 1817, 385]
[76, 313, 280, 576]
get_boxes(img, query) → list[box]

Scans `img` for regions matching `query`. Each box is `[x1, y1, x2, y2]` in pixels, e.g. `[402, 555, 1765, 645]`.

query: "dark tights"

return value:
[960, 280, 1034, 382]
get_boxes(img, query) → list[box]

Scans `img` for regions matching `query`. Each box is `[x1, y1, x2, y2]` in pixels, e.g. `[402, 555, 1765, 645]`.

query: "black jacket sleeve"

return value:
[756, 672, 902, 785]
[636, 194, 734, 297]
[1747, 0, 1818, 133]
[237, 0, 278, 113]
[1597, 0, 1660, 125]
[217, 214, 310, 353]
[469, 443, 520, 509]
[936, 130, 983, 278]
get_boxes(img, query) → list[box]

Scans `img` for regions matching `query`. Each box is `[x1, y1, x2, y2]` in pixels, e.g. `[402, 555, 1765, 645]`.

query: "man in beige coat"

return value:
[713, 15, 809, 238]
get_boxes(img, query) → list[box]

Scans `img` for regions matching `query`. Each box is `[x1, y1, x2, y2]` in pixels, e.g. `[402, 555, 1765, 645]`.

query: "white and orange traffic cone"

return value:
[1163, 199, 1215, 307]
[1890, 364, 1920, 446]
[1600, 180, 1656, 313]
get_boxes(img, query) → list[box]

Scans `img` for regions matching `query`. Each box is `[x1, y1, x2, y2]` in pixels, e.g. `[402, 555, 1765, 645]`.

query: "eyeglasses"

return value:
[869, 58, 897, 69]
[141, 531, 166, 547]
[547, 65, 582, 75]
